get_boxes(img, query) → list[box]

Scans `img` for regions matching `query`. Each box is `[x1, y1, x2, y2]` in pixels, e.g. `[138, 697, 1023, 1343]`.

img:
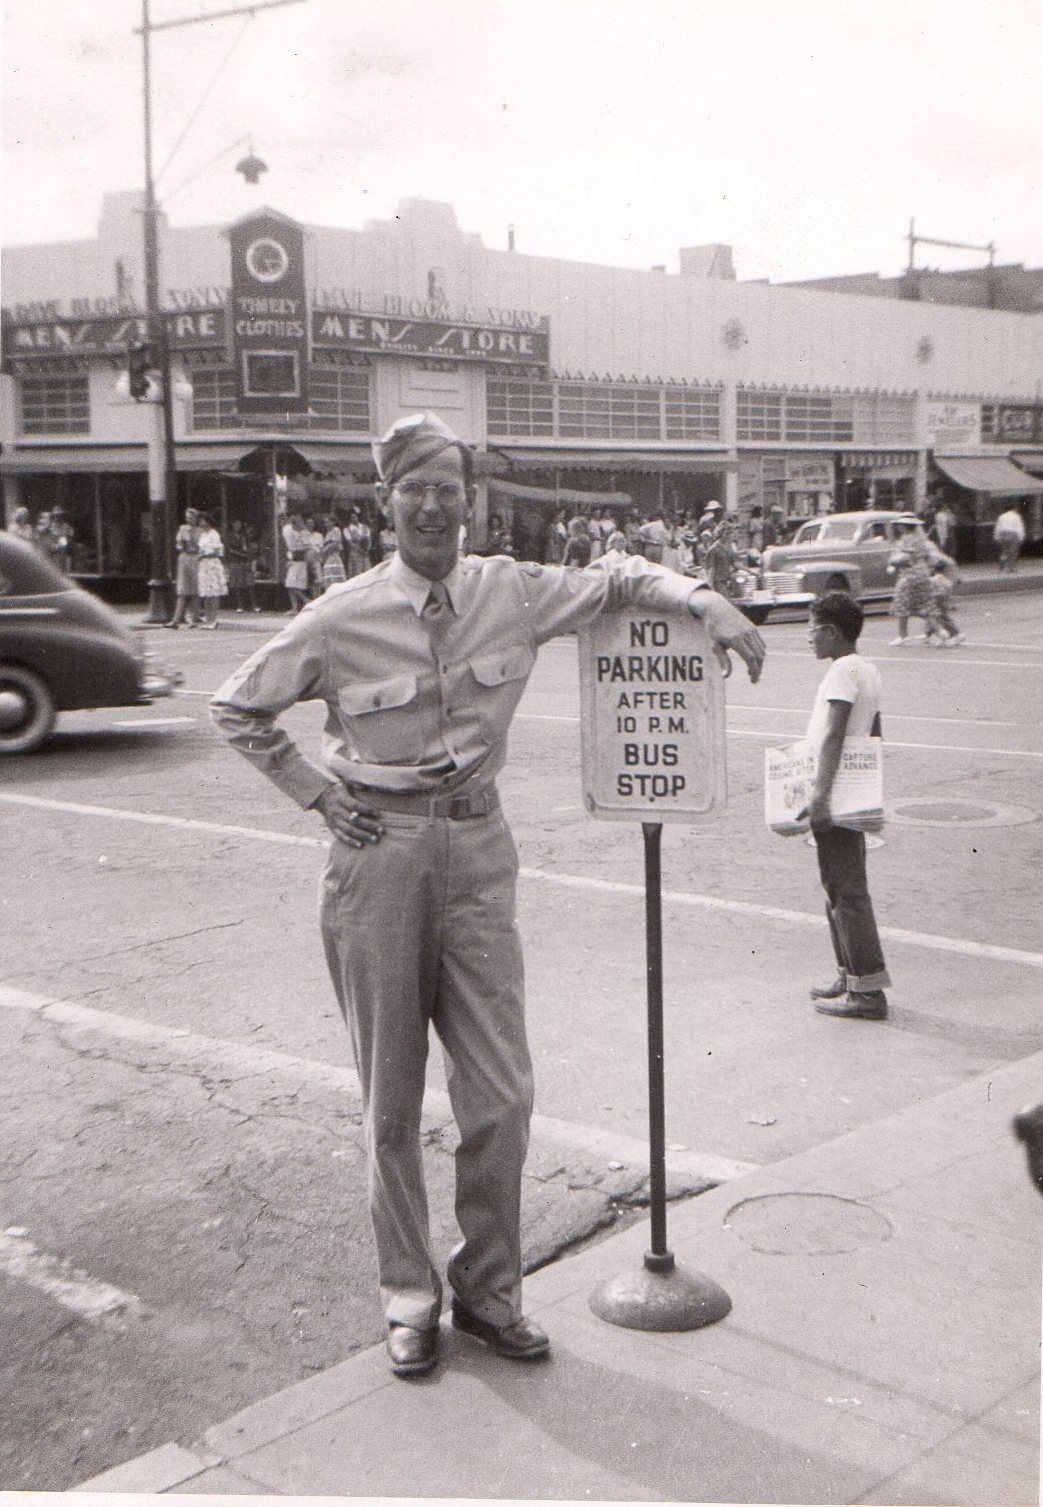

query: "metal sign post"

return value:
[580, 608, 732, 1330]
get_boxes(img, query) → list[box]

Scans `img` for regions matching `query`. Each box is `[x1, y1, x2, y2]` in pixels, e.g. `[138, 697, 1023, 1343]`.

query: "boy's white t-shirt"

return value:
[805, 652, 881, 755]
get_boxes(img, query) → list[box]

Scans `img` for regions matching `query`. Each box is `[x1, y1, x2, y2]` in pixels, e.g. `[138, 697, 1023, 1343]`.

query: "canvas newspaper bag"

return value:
[765, 736, 884, 837]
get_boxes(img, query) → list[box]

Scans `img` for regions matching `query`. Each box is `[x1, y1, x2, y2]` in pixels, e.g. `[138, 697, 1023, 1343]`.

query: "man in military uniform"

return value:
[211, 413, 765, 1378]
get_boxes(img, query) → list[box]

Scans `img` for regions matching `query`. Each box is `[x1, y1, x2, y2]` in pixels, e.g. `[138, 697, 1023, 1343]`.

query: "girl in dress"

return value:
[196, 514, 228, 628]
[166, 507, 201, 627]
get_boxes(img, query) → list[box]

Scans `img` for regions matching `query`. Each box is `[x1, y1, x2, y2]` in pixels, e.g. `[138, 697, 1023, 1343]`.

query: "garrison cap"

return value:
[373, 411, 470, 485]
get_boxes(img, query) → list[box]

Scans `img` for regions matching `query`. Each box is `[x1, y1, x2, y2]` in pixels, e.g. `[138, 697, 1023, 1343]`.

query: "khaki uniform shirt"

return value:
[210, 551, 701, 808]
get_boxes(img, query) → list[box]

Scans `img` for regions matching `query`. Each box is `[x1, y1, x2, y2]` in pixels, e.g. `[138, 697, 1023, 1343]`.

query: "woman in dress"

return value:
[196, 513, 228, 628]
[346, 509, 372, 578]
[888, 540, 942, 645]
[281, 511, 312, 613]
[166, 507, 201, 627]
[320, 514, 347, 589]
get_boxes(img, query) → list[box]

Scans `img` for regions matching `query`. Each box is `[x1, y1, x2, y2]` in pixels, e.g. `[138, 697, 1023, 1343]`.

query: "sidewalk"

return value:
[134, 557, 1043, 636]
[76, 1053, 1042, 1505]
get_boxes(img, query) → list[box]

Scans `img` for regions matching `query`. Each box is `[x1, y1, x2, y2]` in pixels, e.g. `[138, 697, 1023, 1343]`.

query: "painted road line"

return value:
[0, 986, 756, 1185]
[3, 792, 1041, 970]
[109, 717, 196, 728]
[770, 651, 1043, 670]
[181, 685, 1035, 734]
[511, 714, 1043, 758]
[725, 728, 1043, 758]
[516, 869, 1043, 970]
[0, 1228, 140, 1321]
[0, 793, 328, 848]
[726, 705, 1029, 728]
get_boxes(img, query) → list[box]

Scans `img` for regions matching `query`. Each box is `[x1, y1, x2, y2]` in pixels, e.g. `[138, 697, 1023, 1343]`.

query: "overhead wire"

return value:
[155, 13, 254, 190]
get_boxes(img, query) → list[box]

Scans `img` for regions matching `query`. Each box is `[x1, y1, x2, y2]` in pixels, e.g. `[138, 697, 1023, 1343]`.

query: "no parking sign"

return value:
[578, 604, 734, 1332]
[578, 608, 727, 823]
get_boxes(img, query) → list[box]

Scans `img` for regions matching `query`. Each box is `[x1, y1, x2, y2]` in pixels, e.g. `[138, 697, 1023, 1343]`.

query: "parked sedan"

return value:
[760, 510, 938, 604]
[0, 533, 179, 753]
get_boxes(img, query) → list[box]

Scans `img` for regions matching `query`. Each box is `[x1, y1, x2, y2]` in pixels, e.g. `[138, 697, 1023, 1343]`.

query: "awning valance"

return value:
[842, 451, 918, 474]
[494, 446, 732, 475]
[283, 442, 376, 477]
[933, 455, 1043, 496]
[488, 477, 631, 510]
[1011, 453, 1043, 478]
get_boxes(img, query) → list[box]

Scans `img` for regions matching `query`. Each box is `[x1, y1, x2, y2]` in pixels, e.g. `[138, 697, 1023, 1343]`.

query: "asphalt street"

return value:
[1, 590, 1041, 1489]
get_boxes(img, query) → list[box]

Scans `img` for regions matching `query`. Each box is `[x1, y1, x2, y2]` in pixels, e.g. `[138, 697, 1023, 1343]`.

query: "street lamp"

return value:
[135, 0, 307, 622]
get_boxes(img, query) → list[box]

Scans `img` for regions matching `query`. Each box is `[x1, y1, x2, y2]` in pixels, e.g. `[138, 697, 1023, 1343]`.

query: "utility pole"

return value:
[136, 0, 307, 622]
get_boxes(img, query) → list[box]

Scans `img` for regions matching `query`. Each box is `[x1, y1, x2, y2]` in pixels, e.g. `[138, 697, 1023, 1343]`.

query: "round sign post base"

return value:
[589, 1250, 732, 1332]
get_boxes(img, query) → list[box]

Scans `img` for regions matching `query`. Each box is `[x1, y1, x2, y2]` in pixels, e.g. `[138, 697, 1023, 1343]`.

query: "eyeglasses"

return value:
[394, 481, 467, 506]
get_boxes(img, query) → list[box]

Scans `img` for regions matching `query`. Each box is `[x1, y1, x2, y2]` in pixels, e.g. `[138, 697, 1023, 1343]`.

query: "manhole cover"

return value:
[724, 1192, 893, 1255]
[890, 797, 1037, 829]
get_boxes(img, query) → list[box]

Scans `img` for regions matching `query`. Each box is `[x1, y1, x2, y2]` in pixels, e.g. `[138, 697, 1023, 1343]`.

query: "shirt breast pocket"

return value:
[467, 643, 535, 741]
[337, 674, 423, 765]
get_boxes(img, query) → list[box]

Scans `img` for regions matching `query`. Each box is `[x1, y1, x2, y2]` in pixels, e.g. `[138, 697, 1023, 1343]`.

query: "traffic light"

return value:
[128, 340, 152, 401]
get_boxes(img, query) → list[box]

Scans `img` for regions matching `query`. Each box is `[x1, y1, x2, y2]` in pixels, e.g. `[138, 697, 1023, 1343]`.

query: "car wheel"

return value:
[824, 574, 849, 592]
[0, 665, 57, 753]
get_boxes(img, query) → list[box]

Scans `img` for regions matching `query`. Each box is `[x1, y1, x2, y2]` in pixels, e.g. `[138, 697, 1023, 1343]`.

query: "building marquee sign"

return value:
[3, 303, 550, 371]
[310, 310, 549, 365]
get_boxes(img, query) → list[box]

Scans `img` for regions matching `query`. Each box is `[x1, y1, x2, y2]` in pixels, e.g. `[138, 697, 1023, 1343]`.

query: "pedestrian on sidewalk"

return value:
[166, 507, 202, 628]
[210, 410, 766, 1381]
[993, 506, 1025, 573]
[281, 511, 312, 614]
[801, 592, 891, 1020]
[196, 514, 227, 629]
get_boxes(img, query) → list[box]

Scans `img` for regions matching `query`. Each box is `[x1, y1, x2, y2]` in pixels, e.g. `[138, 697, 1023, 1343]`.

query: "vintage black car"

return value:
[0, 533, 179, 753]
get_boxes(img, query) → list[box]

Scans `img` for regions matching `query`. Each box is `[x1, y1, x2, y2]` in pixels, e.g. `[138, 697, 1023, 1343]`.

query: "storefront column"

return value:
[721, 381, 739, 512]
[913, 390, 929, 511]
[472, 475, 489, 549]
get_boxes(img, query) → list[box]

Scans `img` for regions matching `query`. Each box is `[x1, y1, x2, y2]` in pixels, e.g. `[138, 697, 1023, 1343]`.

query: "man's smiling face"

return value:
[387, 447, 469, 581]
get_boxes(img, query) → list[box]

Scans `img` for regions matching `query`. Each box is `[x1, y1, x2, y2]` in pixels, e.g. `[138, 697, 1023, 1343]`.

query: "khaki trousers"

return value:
[319, 808, 532, 1330]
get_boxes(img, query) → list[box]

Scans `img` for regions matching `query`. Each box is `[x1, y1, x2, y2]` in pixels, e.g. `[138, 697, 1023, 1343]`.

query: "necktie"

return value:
[422, 581, 450, 622]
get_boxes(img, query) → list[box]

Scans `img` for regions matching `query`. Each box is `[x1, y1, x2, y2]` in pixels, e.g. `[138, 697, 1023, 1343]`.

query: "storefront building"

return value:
[3, 191, 1042, 587]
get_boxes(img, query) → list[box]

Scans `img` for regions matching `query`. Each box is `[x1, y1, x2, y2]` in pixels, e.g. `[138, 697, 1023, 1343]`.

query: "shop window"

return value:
[783, 394, 853, 443]
[664, 388, 721, 440]
[557, 382, 662, 440]
[19, 369, 90, 435]
[851, 394, 916, 444]
[737, 390, 783, 442]
[487, 378, 554, 435]
[190, 364, 370, 432]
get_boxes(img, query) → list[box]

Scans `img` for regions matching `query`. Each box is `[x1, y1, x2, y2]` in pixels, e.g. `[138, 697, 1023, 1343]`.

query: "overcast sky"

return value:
[3, 0, 1042, 284]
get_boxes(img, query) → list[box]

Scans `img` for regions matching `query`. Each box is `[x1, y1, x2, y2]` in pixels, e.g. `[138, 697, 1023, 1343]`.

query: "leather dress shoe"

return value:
[815, 990, 887, 1020]
[386, 1322, 439, 1377]
[809, 972, 846, 1000]
[451, 1300, 550, 1359]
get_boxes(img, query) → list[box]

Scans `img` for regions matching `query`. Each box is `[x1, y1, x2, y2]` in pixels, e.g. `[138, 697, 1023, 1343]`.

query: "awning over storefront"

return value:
[933, 455, 1043, 495]
[488, 477, 631, 510]
[1011, 453, 1043, 478]
[282, 441, 376, 476]
[0, 445, 147, 474]
[174, 444, 254, 473]
[495, 447, 732, 475]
